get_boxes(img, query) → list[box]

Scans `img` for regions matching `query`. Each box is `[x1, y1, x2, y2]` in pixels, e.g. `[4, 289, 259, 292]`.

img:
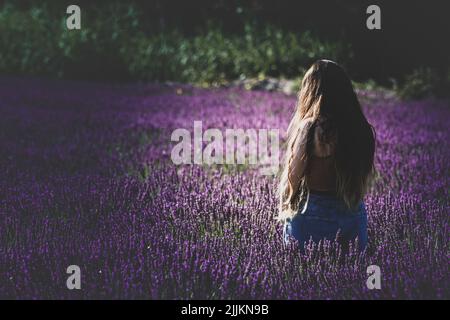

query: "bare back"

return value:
[306, 120, 337, 192]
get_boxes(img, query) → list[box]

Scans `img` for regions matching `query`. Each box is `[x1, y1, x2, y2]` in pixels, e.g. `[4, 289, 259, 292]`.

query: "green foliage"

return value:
[398, 67, 444, 100]
[0, 4, 56, 75]
[0, 3, 350, 83]
[124, 26, 349, 83]
[0, 2, 141, 79]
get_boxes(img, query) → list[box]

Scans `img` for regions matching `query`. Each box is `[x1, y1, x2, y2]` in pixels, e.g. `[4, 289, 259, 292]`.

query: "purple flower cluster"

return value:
[0, 77, 448, 299]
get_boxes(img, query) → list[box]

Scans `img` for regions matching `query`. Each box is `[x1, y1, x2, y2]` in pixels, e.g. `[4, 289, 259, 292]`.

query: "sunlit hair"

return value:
[277, 60, 375, 220]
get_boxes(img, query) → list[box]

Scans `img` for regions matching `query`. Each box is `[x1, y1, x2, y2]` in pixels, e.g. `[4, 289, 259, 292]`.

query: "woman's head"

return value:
[297, 59, 363, 121]
[279, 60, 375, 217]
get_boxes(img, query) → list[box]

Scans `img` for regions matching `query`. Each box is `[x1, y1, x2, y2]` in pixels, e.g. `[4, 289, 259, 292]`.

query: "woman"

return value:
[278, 60, 375, 252]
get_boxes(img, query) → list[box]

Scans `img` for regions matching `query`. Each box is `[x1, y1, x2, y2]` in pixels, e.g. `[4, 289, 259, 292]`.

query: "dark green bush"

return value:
[0, 4, 56, 75]
[398, 67, 448, 100]
[0, 3, 350, 83]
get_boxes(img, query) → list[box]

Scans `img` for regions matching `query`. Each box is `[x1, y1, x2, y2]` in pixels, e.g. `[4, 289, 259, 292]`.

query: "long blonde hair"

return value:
[278, 60, 375, 220]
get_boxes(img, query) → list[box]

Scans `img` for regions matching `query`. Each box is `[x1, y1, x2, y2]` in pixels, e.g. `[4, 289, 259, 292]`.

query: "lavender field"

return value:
[0, 77, 448, 299]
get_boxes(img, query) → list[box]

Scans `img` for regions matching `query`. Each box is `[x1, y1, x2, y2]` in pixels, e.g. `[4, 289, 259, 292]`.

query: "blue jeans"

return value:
[283, 191, 368, 251]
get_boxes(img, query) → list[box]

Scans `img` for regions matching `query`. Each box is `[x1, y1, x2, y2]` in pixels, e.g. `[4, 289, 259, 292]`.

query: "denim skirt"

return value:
[283, 191, 368, 251]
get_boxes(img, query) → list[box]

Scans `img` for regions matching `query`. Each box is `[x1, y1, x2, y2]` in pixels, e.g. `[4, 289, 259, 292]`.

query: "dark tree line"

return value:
[5, 0, 450, 86]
